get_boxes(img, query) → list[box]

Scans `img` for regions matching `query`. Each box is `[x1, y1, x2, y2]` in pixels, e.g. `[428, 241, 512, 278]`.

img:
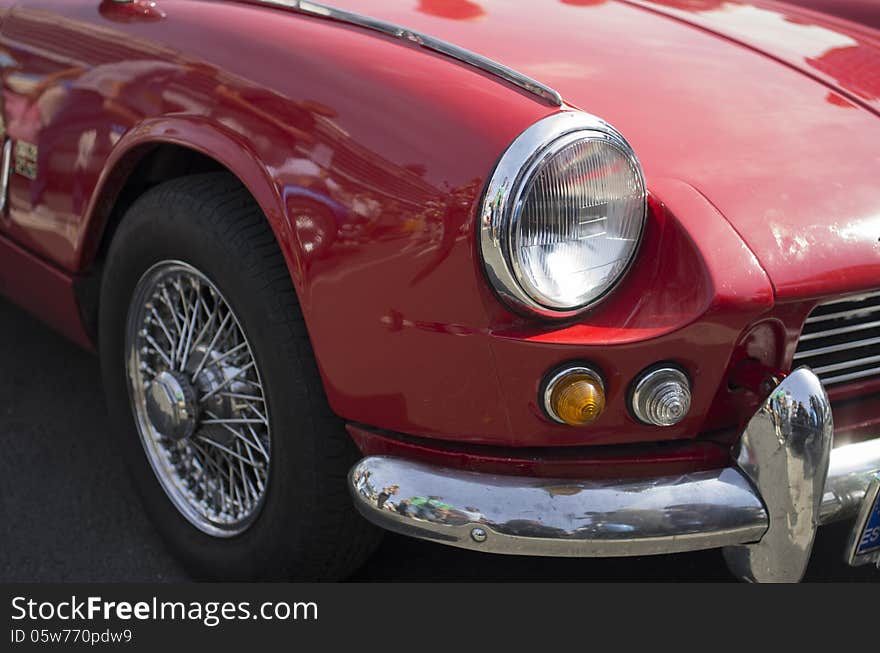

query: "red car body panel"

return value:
[777, 0, 880, 31]
[0, 0, 878, 475]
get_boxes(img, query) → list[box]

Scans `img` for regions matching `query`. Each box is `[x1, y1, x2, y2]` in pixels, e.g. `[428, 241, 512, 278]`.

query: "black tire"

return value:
[99, 172, 381, 580]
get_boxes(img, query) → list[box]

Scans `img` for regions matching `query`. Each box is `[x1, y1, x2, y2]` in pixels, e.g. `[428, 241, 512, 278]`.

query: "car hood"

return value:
[321, 0, 880, 300]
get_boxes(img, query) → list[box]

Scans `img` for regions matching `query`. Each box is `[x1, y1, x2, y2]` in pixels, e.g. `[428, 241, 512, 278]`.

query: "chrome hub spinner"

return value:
[145, 370, 198, 441]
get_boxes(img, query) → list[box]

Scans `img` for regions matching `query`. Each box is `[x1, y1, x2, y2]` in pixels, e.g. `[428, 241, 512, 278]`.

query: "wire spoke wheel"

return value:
[125, 260, 270, 537]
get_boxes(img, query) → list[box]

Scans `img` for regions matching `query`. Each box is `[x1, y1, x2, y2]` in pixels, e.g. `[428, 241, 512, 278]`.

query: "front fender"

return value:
[79, 114, 300, 287]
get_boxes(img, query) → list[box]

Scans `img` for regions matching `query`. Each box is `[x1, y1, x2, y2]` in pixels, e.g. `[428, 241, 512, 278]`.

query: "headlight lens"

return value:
[480, 112, 646, 317]
[511, 135, 645, 309]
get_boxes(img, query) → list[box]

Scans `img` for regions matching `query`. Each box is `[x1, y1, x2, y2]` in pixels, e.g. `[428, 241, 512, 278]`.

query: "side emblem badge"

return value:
[13, 141, 38, 180]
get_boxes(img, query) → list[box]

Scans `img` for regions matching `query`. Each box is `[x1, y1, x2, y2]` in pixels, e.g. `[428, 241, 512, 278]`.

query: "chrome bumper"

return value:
[348, 368, 880, 581]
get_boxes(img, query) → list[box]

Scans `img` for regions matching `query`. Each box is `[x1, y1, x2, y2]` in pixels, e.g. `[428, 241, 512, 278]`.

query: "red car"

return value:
[0, 0, 878, 582]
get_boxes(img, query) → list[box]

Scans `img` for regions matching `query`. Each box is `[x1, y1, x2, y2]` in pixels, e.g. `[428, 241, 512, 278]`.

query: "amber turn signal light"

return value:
[543, 366, 606, 427]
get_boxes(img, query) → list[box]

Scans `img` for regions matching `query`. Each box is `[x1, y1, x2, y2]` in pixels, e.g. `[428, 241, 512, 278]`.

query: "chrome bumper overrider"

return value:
[348, 368, 880, 581]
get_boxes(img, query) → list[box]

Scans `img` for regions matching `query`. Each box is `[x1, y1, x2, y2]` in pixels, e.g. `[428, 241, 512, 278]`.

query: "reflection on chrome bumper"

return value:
[351, 462, 769, 557]
[348, 368, 880, 582]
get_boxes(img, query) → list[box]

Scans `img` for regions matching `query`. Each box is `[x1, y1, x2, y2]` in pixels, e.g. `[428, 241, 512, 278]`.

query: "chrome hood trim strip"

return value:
[251, 0, 563, 106]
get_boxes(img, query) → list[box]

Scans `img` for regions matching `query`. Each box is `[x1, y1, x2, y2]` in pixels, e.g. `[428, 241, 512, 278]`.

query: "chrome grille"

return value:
[794, 290, 880, 386]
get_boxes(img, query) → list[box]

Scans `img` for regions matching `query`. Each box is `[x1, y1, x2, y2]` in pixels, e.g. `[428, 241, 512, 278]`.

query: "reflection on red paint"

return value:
[826, 90, 856, 107]
[641, 0, 725, 10]
[98, 0, 166, 23]
[417, 0, 485, 21]
[809, 45, 879, 101]
[559, 0, 607, 6]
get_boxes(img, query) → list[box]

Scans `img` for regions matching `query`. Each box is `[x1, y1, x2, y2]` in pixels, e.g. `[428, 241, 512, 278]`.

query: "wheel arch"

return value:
[75, 116, 304, 340]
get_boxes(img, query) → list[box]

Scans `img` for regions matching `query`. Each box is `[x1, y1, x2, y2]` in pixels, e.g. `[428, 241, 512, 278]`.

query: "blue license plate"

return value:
[848, 474, 880, 567]
[856, 488, 880, 556]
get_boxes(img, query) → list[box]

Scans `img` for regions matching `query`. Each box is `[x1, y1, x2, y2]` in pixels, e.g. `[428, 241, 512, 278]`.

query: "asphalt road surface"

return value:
[0, 297, 875, 582]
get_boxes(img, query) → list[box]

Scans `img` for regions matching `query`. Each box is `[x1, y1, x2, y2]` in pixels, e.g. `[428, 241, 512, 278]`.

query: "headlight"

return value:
[480, 112, 646, 317]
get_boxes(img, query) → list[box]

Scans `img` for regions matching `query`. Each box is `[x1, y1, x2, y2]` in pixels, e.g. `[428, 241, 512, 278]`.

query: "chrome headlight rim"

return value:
[479, 111, 647, 319]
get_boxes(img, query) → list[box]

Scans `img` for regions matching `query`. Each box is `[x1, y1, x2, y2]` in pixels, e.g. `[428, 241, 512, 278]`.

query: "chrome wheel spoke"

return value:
[196, 434, 263, 469]
[191, 311, 233, 381]
[126, 261, 271, 537]
[148, 306, 176, 351]
[188, 298, 220, 363]
[202, 417, 267, 426]
[159, 287, 184, 340]
[178, 284, 200, 370]
[142, 332, 174, 369]
[203, 410, 270, 462]
[219, 391, 265, 403]
[205, 342, 248, 370]
[199, 361, 256, 403]
[242, 400, 268, 425]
